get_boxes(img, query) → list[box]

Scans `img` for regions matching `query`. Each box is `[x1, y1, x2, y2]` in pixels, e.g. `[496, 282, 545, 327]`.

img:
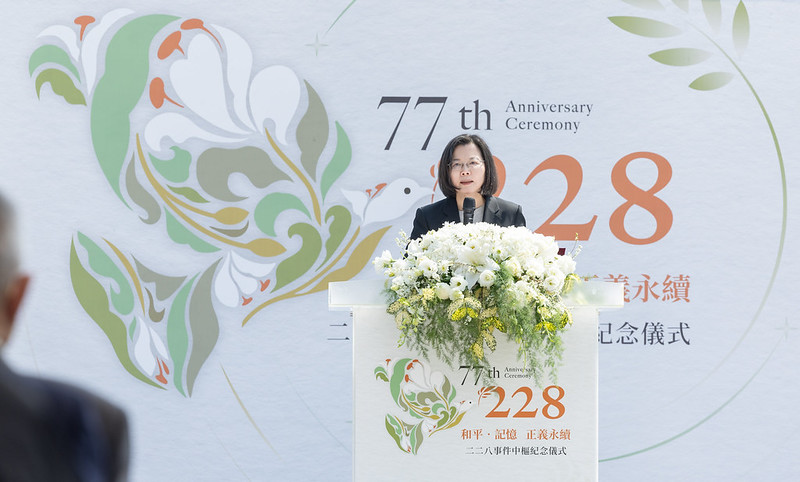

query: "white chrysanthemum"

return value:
[522, 256, 545, 278]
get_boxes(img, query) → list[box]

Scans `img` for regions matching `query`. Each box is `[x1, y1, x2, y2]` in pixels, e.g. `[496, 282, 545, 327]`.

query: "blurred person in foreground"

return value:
[409, 133, 526, 240]
[0, 192, 129, 482]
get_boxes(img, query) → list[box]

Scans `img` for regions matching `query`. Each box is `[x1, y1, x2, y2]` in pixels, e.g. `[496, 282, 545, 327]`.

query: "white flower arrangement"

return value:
[373, 222, 579, 385]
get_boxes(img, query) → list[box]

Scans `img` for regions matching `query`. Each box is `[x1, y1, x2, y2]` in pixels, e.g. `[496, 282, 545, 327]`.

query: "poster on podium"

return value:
[332, 279, 622, 481]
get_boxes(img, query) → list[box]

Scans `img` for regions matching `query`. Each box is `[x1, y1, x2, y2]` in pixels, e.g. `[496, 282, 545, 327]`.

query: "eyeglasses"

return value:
[450, 160, 484, 172]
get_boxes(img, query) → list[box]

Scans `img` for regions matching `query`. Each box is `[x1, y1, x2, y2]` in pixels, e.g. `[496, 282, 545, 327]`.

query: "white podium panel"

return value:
[330, 280, 622, 482]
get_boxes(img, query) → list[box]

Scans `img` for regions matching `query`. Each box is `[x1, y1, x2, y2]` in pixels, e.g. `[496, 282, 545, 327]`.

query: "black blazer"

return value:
[0, 358, 129, 482]
[410, 196, 526, 239]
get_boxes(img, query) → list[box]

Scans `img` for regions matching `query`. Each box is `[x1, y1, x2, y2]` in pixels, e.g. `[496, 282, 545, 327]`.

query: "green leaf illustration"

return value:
[702, 0, 722, 33]
[168, 185, 209, 204]
[608, 16, 682, 38]
[306, 226, 391, 295]
[620, 0, 663, 10]
[273, 223, 322, 290]
[90, 14, 179, 203]
[77, 232, 134, 315]
[321, 122, 351, 200]
[321, 205, 351, 265]
[389, 358, 411, 403]
[253, 192, 310, 237]
[297, 81, 329, 181]
[196, 146, 291, 202]
[689, 72, 734, 91]
[70, 241, 161, 389]
[649, 48, 712, 66]
[149, 146, 192, 183]
[375, 365, 389, 382]
[34, 69, 85, 105]
[211, 223, 250, 238]
[185, 262, 220, 396]
[212, 207, 249, 225]
[125, 159, 161, 224]
[442, 377, 454, 403]
[409, 424, 423, 454]
[144, 289, 165, 322]
[164, 210, 220, 253]
[732, 1, 750, 57]
[29, 45, 80, 79]
[133, 257, 186, 300]
[166, 277, 194, 396]
[384, 416, 406, 452]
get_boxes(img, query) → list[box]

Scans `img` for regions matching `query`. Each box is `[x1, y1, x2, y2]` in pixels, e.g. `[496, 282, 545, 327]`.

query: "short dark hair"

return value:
[437, 134, 498, 198]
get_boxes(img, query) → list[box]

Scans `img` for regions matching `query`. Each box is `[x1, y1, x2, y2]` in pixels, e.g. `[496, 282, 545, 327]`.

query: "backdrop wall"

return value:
[1, 1, 798, 480]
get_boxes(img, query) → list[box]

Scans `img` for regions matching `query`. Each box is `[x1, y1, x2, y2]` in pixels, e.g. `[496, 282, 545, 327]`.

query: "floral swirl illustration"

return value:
[30, 10, 429, 394]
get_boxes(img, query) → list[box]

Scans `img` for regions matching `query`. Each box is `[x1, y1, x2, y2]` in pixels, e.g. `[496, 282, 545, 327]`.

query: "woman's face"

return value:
[449, 142, 485, 199]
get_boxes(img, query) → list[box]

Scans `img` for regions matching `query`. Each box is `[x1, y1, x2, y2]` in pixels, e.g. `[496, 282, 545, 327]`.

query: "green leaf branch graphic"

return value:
[166, 278, 194, 397]
[305, 226, 391, 295]
[377, 359, 468, 455]
[321, 122, 352, 200]
[34, 69, 85, 105]
[253, 193, 311, 237]
[70, 240, 161, 389]
[273, 223, 322, 290]
[297, 81, 329, 181]
[321, 205, 352, 265]
[90, 14, 178, 204]
[732, 1, 750, 56]
[185, 263, 220, 396]
[135, 135, 285, 258]
[149, 146, 192, 183]
[77, 232, 134, 315]
[608, 0, 788, 460]
[649, 47, 712, 66]
[28, 44, 80, 78]
[702, 0, 722, 33]
[688, 71, 733, 90]
[71, 233, 220, 397]
[608, 16, 682, 38]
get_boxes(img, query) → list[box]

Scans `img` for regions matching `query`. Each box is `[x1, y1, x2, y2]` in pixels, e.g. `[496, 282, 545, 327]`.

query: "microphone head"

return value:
[462, 197, 476, 224]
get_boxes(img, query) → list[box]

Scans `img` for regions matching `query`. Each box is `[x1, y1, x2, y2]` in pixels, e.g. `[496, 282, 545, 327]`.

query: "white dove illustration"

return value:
[342, 177, 429, 226]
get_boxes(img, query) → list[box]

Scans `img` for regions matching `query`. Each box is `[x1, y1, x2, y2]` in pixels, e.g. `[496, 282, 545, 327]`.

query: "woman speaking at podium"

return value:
[409, 133, 526, 239]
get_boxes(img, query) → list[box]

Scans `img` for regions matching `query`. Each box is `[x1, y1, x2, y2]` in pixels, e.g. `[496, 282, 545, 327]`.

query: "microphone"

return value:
[463, 197, 476, 224]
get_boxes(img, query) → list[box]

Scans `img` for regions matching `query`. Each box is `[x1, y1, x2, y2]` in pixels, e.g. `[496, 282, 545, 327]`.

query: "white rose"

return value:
[435, 282, 452, 299]
[478, 270, 496, 287]
[449, 289, 465, 301]
[503, 258, 522, 277]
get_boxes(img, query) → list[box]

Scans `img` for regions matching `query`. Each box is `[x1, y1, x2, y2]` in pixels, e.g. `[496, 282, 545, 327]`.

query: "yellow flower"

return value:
[451, 307, 467, 321]
[471, 342, 484, 360]
[481, 330, 497, 351]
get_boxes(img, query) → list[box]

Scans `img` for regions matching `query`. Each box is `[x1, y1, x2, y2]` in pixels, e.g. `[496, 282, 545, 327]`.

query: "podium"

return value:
[330, 279, 623, 481]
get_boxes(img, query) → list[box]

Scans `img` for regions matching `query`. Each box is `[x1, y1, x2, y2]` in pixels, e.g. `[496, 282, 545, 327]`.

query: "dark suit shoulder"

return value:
[416, 198, 450, 216]
[484, 196, 526, 228]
